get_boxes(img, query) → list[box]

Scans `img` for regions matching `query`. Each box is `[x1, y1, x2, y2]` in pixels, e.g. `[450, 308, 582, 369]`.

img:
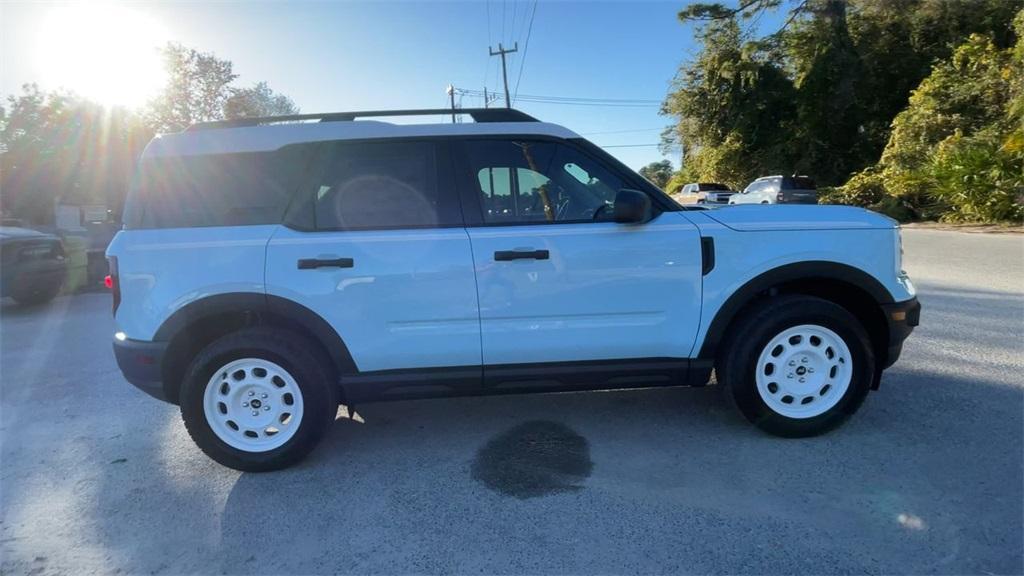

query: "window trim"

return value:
[452, 136, 668, 228]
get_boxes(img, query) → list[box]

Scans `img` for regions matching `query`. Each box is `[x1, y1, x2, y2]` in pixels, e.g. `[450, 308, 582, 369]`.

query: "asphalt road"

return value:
[2, 229, 1022, 575]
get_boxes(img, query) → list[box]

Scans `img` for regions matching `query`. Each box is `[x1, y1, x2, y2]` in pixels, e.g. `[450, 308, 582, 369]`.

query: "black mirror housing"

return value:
[613, 189, 652, 224]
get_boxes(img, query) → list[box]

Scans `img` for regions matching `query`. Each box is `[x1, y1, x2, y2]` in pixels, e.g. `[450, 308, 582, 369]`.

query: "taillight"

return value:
[107, 256, 121, 316]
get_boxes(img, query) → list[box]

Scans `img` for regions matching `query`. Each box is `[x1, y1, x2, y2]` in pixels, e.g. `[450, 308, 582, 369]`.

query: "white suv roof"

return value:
[146, 108, 581, 158]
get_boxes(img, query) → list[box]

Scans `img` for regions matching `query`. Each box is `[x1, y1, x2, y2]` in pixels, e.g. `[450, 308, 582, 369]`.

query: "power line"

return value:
[581, 127, 666, 135]
[509, 0, 519, 46]
[486, 0, 492, 46]
[512, 0, 538, 103]
[460, 88, 659, 107]
[515, 93, 660, 104]
[514, 99, 658, 108]
[483, 0, 493, 91]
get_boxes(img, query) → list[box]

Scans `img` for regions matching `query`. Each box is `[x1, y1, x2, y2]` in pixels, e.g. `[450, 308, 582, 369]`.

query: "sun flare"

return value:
[35, 4, 168, 108]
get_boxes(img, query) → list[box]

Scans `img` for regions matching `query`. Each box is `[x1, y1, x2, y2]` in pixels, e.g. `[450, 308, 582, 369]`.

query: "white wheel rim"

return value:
[203, 358, 304, 452]
[755, 324, 853, 419]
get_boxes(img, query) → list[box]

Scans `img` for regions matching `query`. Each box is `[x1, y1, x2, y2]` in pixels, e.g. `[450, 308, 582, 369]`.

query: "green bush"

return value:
[869, 195, 919, 222]
[928, 134, 1024, 223]
[824, 169, 887, 207]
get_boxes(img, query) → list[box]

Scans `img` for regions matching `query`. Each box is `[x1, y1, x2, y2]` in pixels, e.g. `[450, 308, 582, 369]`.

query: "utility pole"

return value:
[446, 84, 456, 123]
[484, 87, 489, 108]
[489, 42, 518, 108]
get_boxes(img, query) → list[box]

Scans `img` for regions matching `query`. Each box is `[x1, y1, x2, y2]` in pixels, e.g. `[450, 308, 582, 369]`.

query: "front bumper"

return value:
[113, 338, 170, 402]
[879, 297, 921, 369]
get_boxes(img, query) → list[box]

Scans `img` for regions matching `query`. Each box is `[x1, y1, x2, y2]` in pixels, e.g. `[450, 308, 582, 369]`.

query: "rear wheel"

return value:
[716, 295, 874, 437]
[180, 327, 338, 471]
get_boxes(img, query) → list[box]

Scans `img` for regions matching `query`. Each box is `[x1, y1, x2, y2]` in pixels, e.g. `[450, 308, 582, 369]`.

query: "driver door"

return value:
[454, 139, 703, 370]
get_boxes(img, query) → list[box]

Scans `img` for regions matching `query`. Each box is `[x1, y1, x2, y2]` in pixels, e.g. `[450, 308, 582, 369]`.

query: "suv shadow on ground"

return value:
[213, 366, 1022, 574]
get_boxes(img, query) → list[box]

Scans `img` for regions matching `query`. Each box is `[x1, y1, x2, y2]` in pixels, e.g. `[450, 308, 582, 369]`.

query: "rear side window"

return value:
[747, 179, 778, 193]
[129, 144, 313, 229]
[311, 141, 457, 230]
[784, 176, 817, 190]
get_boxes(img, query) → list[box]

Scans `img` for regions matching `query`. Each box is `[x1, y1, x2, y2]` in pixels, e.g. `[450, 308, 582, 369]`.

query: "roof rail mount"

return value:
[186, 108, 539, 131]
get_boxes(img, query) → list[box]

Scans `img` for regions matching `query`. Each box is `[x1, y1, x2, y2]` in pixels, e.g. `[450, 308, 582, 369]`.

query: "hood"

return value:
[701, 205, 897, 232]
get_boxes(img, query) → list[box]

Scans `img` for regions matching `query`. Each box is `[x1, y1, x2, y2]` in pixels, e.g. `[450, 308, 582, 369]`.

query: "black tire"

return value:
[716, 295, 875, 437]
[10, 281, 62, 306]
[180, 327, 339, 472]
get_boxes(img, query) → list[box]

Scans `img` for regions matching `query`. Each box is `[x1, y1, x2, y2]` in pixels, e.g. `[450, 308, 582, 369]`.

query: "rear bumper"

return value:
[1, 260, 65, 295]
[880, 297, 921, 369]
[113, 338, 171, 402]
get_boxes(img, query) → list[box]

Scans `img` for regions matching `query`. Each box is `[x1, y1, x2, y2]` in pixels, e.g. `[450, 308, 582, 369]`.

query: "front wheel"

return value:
[180, 327, 339, 471]
[716, 295, 875, 437]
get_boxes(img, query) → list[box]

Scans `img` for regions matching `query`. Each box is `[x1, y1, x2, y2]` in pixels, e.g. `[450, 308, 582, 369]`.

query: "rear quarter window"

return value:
[127, 144, 315, 229]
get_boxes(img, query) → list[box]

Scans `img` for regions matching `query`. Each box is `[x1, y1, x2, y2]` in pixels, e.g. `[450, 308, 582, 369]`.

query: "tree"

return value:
[1, 84, 151, 223]
[833, 26, 1023, 222]
[145, 43, 237, 132]
[639, 160, 674, 189]
[785, 0, 865, 185]
[224, 81, 299, 119]
[1, 43, 302, 224]
[662, 18, 797, 188]
[667, 0, 1021, 207]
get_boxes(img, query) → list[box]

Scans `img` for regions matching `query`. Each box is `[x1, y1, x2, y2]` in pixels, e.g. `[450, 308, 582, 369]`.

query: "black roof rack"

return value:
[185, 108, 539, 131]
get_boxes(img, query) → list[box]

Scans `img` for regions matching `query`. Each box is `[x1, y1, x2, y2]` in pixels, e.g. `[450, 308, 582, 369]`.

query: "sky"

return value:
[0, 1, 785, 170]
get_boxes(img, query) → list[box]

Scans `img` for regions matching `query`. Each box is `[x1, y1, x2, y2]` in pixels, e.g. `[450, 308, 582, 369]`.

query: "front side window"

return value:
[462, 140, 625, 224]
[312, 141, 451, 230]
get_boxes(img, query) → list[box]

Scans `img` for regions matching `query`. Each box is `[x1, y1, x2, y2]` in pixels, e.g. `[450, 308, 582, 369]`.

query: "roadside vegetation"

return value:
[0, 44, 297, 224]
[3, 3, 1021, 226]
[659, 1, 1023, 224]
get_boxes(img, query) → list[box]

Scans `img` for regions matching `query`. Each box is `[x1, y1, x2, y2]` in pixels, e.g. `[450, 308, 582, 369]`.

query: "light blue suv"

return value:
[108, 109, 919, 471]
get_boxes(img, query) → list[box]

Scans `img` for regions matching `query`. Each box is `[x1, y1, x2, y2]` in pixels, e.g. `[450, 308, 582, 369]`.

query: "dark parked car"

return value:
[730, 175, 819, 205]
[0, 227, 66, 305]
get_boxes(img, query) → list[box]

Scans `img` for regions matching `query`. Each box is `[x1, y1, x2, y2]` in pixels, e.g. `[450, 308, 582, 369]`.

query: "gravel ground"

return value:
[1, 228, 1022, 575]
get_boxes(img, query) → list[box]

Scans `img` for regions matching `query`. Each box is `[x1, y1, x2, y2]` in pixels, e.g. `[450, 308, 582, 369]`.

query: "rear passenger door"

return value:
[265, 139, 481, 376]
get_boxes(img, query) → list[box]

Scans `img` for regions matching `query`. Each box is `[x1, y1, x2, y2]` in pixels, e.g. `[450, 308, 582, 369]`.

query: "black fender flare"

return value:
[697, 261, 894, 359]
[153, 292, 357, 377]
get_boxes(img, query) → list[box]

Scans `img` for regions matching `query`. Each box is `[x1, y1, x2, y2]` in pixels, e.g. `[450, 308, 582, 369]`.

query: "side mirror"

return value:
[614, 189, 652, 224]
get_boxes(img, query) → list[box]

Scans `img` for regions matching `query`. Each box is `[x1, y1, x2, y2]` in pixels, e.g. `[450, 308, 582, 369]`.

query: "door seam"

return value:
[463, 227, 486, 369]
